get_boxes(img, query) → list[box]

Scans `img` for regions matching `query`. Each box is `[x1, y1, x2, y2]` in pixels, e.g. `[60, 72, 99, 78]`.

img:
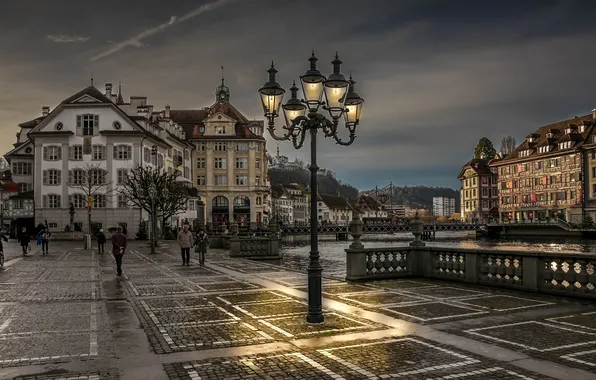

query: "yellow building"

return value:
[168, 80, 269, 229]
[458, 158, 499, 222]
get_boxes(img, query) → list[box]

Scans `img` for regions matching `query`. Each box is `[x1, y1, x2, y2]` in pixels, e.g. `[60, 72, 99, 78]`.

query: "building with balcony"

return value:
[168, 79, 269, 229]
[458, 158, 499, 222]
[492, 113, 594, 224]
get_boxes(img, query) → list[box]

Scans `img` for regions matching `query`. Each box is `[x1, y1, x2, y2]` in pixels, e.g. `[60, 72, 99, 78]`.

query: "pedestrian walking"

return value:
[40, 228, 51, 255]
[17, 227, 29, 256]
[177, 224, 194, 266]
[0, 230, 8, 267]
[96, 229, 106, 254]
[194, 228, 209, 266]
[111, 227, 127, 276]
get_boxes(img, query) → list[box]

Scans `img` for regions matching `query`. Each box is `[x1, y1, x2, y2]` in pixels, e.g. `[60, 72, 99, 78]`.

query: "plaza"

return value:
[0, 240, 595, 380]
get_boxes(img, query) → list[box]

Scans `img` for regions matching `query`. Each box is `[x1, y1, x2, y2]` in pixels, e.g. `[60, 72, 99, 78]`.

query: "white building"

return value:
[7, 83, 201, 237]
[318, 194, 353, 225]
[350, 195, 388, 220]
[433, 196, 456, 217]
[271, 185, 293, 225]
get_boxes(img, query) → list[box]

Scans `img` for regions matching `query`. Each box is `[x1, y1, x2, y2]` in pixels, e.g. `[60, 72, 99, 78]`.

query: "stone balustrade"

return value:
[345, 214, 596, 300]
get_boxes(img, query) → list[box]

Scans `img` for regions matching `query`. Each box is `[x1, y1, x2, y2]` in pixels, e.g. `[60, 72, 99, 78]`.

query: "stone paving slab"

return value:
[163, 336, 559, 380]
[13, 370, 120, 380]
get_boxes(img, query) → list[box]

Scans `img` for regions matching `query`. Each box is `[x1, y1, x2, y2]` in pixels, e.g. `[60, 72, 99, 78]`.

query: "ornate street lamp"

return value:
[259, 52, 364, 324]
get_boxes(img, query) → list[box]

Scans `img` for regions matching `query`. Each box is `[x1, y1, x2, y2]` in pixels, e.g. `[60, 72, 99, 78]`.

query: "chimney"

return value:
[42, 106, 50, 116]
[592, 109, 596, 120]
[105, 83, 113, 99]
[165, 104, 171, 119]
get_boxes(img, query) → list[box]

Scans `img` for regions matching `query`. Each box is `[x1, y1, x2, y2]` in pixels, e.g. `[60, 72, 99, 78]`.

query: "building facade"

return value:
[318, 194, 353, 225]
[432, 196, 456, 217]
[5, 84, 201, 237]
[169, 80, 269, 229]
[458, 158, 499, 222]
[492, 114, 593, 224]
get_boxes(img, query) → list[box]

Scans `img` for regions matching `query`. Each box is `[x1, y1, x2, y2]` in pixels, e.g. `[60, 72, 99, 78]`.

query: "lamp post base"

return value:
[306, 255, 324, 324]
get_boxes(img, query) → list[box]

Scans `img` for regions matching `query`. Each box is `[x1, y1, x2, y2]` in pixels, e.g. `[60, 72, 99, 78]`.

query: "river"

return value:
[277, 232, 596, 276]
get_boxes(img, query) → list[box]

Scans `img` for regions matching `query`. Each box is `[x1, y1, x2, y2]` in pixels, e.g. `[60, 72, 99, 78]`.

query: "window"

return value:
[92, 145, 105, 160]
[92, 194, 106, 208]
[167, 149, 172, 157]
[197, 158, 205, 169]
[214, 143, 226, 151]
[43, 146, 61, 161]
[255, 158, 260, 169]
[69, 169, 84, 185]
[256, 197, 262, 206]
[91, 169, 105, 185]
[117, 169, 128, 184]
[68, 146, 83, 160]
[236, 157, 248, 169]
[214, 175, 227, 185]
[519, 150, 531, 157]
[214, 157, 227, 169]
[256, 176, 261, 186]
[117, 194, 128, 208]
[43, 194, 61, 208]
[236, 175, 248, 185]
[43, 169, 61, 185]
[255, 144, 260, 152]
[12, 162, 32, 176]
[472, 177, 476, 185]
[236, 143, 248, 152]
[197, 176, 206, 185]
[77, 114, 98, 136]
[157, 153, 164, 167]
[113, 145, 132, 160]
[215, 126, 226, 134]
[184, 167, 190, 179]
[482, 188, 488, 197]
[199, 143, 205, 151]
[144, 147, 151, 163]
[538, 146, 550, 153]
[17, 183, 32, 193]
[189, 200, 195, 211]
[70, 194, 86, 208]
[13, 199, 24, 209]
[48, 223, 57, 229]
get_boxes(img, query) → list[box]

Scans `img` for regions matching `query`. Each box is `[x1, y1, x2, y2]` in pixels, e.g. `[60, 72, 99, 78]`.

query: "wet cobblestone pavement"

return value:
[1, 242, 596, 379]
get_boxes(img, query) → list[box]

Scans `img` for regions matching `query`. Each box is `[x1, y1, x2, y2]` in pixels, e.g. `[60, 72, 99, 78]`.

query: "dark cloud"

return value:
[2, 0, 596, 190]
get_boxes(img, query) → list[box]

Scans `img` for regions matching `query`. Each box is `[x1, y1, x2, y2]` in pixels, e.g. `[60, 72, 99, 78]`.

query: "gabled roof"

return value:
[60, 85, 113, 105]
[457, 158, 495, 179]
[351, 195, 383, 211]
[497, 114, 595, 164]
[4, 140, 33, 158]
[18, 116, 45, 128]
[319, 193, 351, 210]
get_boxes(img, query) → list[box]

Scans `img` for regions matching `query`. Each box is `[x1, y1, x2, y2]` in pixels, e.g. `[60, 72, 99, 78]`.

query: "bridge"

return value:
[280, 223, 485, 235]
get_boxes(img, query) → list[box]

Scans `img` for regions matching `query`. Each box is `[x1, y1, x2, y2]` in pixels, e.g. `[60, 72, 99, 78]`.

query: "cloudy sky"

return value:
[1, 0, 596, 190]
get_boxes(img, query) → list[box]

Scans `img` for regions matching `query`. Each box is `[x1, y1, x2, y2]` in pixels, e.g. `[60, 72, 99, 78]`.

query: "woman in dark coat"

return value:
[17, 227, 30, 256]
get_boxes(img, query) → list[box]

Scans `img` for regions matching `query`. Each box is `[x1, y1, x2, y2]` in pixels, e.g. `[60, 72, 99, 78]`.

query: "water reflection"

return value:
[279, 233, 596, 275]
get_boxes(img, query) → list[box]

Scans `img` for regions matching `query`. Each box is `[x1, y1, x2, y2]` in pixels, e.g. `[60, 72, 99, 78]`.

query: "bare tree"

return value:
[500, 136, 517, 156]
[66, 162, 114, 234]
[118, 166, 190, 251]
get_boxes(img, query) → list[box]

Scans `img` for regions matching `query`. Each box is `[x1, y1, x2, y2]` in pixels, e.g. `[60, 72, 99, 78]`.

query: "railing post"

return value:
[523, 256, 540, 292]
[346, 214, 366, 280]
[465, 251, 479, 284]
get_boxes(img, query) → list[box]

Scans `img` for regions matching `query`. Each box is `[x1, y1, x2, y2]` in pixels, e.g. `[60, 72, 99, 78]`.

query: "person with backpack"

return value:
[40, 228, 51, 255]
[194, 227, 209, 266]
[177, 224, 194, 266]
[17, 227, 30, 256]
[96, 229, 106, 254]
[111, 227, 127, 276]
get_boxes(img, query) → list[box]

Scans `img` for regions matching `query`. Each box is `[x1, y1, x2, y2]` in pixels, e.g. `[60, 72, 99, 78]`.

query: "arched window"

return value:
[233, 196, 250, 207]
[213, 196, 229, 207]
[256, 196, 262, 206]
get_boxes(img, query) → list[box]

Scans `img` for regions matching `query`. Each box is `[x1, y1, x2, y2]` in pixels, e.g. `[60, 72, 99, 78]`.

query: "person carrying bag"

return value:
[194, 227, 209, 266]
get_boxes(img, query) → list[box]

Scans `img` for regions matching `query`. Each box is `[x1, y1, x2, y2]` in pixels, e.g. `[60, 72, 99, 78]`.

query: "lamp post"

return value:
[259, 52, 364, 323]
[149, 183, 157, 254]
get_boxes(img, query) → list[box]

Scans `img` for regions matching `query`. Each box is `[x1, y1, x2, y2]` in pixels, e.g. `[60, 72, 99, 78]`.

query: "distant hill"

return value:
[363, 185, 461, 212]
[269, 166, 359, 200]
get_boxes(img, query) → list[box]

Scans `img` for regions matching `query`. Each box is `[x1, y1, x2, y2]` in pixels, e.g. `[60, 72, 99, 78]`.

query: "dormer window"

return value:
[538, 146, 550, 153]
[559, 141, 572, 150]
[519, 150, 531, 157]
[527, 137, 534, 143]
[565, 128, 572, 135]
[546, 132, 554, 139]
[580, 125, 586, 133]
[215, 126, 225, 135]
